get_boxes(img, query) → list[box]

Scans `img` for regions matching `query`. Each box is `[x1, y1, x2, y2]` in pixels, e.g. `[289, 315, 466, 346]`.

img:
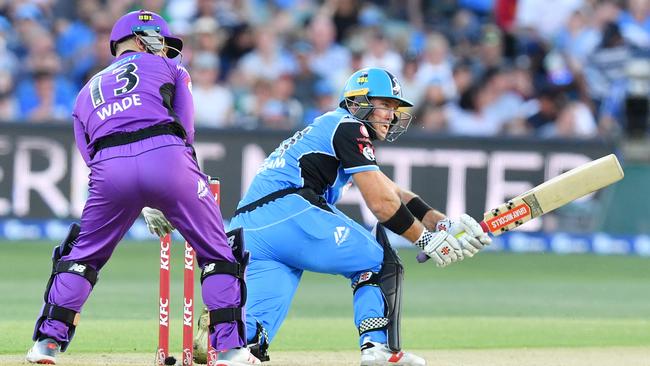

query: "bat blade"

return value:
[417, 154, 624, 263]
[483, 153, 623, 235]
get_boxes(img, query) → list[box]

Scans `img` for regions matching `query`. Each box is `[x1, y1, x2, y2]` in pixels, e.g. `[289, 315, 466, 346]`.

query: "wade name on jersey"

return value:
[96, 94, 142, 120]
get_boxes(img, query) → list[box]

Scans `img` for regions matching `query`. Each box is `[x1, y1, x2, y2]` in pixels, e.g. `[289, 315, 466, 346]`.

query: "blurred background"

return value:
[0, 0, 649, 256]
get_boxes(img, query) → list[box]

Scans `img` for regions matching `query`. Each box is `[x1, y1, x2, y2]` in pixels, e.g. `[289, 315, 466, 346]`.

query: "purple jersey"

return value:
[72, 52, 194, 164]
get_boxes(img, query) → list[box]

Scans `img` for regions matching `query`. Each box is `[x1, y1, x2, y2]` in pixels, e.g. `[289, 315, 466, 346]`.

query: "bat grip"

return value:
[416, 221, 489, 263]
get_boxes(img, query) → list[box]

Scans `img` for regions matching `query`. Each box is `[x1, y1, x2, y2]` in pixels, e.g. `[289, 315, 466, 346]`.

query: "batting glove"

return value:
[415, 229, 463, 267]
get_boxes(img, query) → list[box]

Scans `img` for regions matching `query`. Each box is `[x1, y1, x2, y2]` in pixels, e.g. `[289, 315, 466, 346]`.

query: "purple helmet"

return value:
[110, 9, 183, 58]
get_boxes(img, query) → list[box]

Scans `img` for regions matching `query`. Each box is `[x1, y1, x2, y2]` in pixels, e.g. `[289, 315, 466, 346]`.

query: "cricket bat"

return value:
[417, 154, 624, 263]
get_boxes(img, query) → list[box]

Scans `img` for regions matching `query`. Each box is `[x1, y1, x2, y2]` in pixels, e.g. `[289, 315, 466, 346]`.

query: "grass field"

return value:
[1, 241, 649, 365]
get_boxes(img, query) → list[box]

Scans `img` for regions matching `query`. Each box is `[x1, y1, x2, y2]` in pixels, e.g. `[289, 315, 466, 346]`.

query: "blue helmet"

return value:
[339, 67, 413, 142]
[339, 67, 413, 108]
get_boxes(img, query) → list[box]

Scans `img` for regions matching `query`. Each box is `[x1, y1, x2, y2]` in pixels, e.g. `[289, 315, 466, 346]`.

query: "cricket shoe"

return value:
[26, 337, 60, 364]
[360, 342, 426, 366]
[216, 347, 262, 365]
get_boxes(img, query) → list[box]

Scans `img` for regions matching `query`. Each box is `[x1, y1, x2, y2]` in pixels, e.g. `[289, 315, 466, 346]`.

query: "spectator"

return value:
[361, 29, 404, 76]
[618, 0, 650, 49]
[0, 70, 18, 121]
[191, 17, 225, 55]
[526, 85, 567, 133]
[584, 22, 632, 129]
[55, 0, 100, 88]
[451, 59, 476, 100]
[554, 8, 601, 66]
[449, 9, 482, 60]
[328, 0, 361, 42]
[446, 82, 502, 136]
[17, 69, 74, 122]
[237, 78, 273, 128]
[539, 101, 598, 138]
[303, 78, 335, 124]
[416, 32, 456, 100]
[515, 0, 584, 41]
[475, 24, 506, 73]
[82, 14, 115, 81]
[400, 53, 428, 107]
[237, 27, 297, 86]
[0, 15, 19, 77]
[259, 74, 303, 130]
[191, 52, 234, 127]
[291, 41, 321, 113]
[307, 14, 351, 90]
[414, 79, 451, 133]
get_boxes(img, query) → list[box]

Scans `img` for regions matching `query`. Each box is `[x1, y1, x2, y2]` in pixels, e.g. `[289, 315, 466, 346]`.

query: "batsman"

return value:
[195, 67, 492, 365]
[26, 10, 259, 365]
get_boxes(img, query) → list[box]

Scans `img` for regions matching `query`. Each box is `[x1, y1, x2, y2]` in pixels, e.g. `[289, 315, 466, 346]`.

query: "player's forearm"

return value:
[401, 192, 445, 230]
[420, 208, 445, 230]
[366, 192, 402, 222]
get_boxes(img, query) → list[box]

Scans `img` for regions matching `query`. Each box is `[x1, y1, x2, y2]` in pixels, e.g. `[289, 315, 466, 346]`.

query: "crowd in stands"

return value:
[1, 0, 649, 139]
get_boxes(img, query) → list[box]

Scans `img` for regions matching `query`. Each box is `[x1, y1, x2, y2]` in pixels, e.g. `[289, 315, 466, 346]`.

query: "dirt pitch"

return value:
[2, 347, 650, 366]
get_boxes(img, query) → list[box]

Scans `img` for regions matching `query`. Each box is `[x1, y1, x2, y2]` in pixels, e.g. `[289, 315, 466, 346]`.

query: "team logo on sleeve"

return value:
[197, 179, 209, 198]
[359, 125, 370, 137]
[361, 145, 375, 161]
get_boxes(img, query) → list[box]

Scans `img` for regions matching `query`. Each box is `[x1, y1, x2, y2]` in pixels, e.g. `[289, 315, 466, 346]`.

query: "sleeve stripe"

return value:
[344, 165, 380, 174]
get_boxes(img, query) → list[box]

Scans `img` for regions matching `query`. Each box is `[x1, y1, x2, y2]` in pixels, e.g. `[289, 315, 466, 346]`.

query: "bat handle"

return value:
[416, 220, 489, 263]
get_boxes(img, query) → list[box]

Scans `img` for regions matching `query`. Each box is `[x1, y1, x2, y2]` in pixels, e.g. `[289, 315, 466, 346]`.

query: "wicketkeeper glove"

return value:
[142, 207, 175, 237]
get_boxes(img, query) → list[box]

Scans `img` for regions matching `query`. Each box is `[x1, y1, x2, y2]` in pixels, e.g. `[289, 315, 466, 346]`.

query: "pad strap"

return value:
[351, 271, 380, 294]
[54, 261, 98, 287]
[358, 317, 389, 335]
[200, 261, 245, 284]
[41, 303, 80, 327]
[208, 307, 242, 330]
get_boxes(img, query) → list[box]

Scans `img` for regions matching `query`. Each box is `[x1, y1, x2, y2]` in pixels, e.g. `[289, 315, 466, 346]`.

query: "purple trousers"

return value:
[37, 136, 244, 351]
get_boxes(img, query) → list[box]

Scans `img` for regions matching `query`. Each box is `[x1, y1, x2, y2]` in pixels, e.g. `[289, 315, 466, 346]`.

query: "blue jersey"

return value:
[239, 108, 380, 207]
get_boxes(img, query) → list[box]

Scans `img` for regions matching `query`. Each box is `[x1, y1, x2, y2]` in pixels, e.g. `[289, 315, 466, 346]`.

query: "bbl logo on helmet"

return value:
[138, 11, 154, 22]
[356, 72, 368, 85]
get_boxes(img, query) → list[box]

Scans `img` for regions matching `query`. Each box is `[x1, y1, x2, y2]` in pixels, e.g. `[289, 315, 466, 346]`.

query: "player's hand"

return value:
[142, 207, 175, 237]
[415, 229, 463, 267]
[437, 214, 491, 257]
[456, 214, 491, 254]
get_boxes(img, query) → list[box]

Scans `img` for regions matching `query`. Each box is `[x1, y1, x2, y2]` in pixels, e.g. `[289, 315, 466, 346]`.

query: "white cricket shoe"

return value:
[217, 347, 262, 365]
[26, 338, 60, 364]
[360, 341, 426, 366]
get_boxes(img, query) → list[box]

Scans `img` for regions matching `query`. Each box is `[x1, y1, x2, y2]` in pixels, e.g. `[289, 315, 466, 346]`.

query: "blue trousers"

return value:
[230, 193, 387, 347]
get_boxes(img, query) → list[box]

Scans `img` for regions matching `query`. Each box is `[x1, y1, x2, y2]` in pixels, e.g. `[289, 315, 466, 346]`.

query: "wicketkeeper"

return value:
[26, 10, 259, 365]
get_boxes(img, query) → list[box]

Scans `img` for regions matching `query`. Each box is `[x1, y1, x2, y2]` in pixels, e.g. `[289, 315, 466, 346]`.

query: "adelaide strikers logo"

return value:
[359, 125, 369, 137]
[362, 145, 375, 161]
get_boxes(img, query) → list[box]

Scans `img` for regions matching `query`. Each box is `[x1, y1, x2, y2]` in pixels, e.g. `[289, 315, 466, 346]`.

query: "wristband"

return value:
[381, 203, 415, 235]
[406, 196, 432, 221]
